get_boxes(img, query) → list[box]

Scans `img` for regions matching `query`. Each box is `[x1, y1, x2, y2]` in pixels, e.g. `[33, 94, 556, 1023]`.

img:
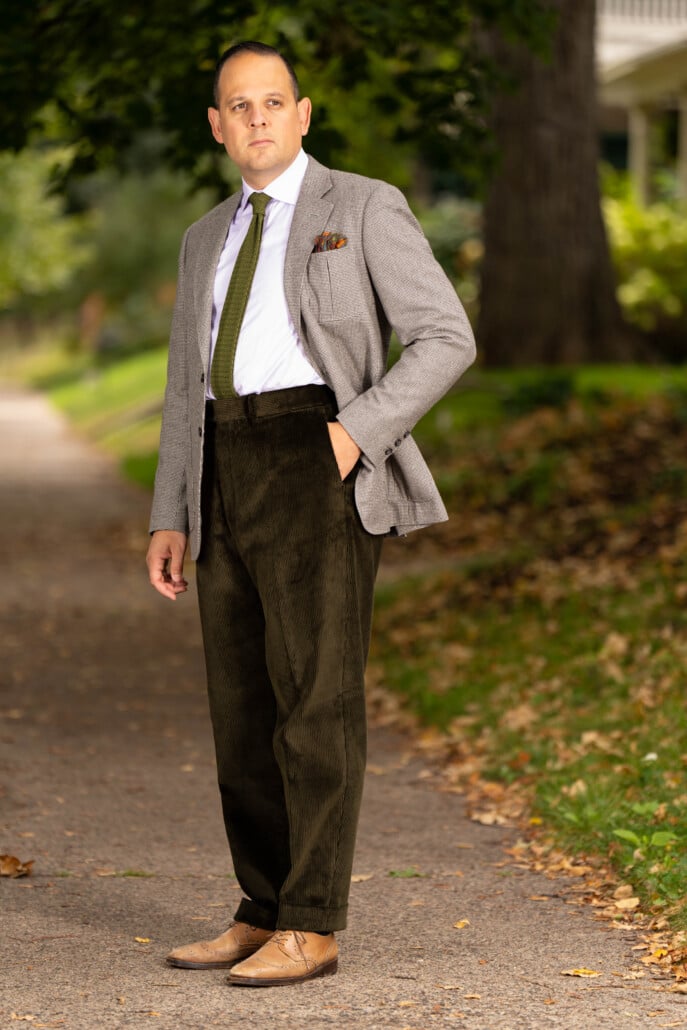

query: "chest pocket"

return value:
[305, 248, 367, 322]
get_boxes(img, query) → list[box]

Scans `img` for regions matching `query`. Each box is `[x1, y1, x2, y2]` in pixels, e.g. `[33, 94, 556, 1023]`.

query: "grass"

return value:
[372, 382, 687, 933]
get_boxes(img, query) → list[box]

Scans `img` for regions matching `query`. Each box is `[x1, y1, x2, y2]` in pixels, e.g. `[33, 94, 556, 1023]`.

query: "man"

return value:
[146, 40, 475, 987]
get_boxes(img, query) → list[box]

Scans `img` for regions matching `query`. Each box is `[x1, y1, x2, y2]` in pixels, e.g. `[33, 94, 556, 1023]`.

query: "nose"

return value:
[249, 106, 268, 127]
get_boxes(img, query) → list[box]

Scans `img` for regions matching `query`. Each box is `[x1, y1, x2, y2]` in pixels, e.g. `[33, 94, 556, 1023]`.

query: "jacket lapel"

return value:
[284, 157, 334, 335]
[194, 193, 241, 372]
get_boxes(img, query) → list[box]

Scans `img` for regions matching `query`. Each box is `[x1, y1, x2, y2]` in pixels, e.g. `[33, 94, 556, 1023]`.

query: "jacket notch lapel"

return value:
[194, 194, 241, 373]
[284, 159, 334, 334]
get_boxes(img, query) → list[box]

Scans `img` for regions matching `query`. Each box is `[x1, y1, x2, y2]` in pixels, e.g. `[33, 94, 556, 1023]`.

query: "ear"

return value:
[208, 107, 223, 145]
[297, 97, 312, 137]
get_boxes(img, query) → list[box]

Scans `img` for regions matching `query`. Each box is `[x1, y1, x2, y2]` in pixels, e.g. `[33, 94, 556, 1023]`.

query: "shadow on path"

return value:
[0, 385, 681, 1029]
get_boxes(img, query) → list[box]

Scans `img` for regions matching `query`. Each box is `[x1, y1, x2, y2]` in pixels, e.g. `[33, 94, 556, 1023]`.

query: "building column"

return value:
[677, 93, 687, 202]
[628, 103, 651, 205]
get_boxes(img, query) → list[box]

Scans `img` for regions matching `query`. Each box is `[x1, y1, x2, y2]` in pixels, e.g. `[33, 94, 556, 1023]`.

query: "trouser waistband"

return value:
[206, 385, 336, 422]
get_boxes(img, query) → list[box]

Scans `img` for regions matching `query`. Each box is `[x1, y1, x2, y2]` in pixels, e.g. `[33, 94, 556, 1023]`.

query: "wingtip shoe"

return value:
[166, 921, 274, 969]
[227, 929, 338, 986]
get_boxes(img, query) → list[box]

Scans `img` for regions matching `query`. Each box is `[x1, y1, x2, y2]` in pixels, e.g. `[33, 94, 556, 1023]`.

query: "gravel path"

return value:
[1, 384, 683, 1029]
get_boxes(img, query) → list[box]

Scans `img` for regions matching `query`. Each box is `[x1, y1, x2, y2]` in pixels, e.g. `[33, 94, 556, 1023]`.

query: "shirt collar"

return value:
[239, 148, 308, 211]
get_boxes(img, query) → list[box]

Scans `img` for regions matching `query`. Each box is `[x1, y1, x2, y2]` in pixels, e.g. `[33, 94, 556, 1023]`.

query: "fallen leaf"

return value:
[615, 897, 640, 911]
[529, 895, 552, 901]
[453, 919, 471, 929]
[668, 984, 687, 994]
[543, 999, 556, 1005]
[613, 884, 634, 899]
[463, 993, 481, 999]
[470, 810, 508, 826]
[10, 1017, 36, 1023]
[436, 985, 462, 991]
[351, 873, 373, 883]
[561, 968, 602, 978]
[134, 937, 151, 944]
[1, 855, 34, 878]
[398, 1001, 416, 1007]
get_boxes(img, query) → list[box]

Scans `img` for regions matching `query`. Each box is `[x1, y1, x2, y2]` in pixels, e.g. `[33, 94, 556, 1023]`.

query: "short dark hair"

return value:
[213, 41, 300, 106]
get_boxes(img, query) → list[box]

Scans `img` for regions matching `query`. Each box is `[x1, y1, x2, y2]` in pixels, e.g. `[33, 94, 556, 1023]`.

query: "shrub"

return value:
[603, 174, 687, 361]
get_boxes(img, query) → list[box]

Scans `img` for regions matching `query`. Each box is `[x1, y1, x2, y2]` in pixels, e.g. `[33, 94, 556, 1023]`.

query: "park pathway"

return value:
[1, 384, 684, 1029]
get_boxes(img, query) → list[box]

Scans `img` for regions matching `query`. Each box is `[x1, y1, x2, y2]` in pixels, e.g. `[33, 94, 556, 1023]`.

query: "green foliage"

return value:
[370, 377, 687, 926]
[418, 197, 482, 312]
[68, 168, 214, 352]
[500, 370, 574, 416]
[0, 149, 91, 311]
[603, 175, 687, 359]
[0, 1, 555, 193]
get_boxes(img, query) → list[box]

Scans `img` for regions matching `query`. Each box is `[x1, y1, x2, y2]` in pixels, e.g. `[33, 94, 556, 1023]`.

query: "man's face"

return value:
[208, 53, 311, 189]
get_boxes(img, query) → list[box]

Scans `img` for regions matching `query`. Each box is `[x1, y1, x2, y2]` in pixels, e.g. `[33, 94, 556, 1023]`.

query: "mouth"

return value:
[249, 138, 273, 148]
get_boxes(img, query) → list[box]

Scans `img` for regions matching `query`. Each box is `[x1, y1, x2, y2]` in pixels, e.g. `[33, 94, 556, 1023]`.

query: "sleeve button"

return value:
[198, 426, 202, 437]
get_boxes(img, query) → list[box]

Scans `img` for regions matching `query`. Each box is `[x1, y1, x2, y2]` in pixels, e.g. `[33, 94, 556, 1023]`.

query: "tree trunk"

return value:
[478, 0, 637, 365]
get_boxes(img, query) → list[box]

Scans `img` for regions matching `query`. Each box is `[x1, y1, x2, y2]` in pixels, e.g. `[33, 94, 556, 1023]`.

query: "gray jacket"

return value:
[150, 156, 476, 559]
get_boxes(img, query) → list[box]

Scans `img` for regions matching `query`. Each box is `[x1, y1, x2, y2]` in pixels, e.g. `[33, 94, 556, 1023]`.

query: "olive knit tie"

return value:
[211, 192, 271, 399]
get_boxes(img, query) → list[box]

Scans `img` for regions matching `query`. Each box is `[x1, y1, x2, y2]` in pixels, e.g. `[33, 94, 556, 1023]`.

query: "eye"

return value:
[231, 102, 247, 112]
[266, 99, 281, 108]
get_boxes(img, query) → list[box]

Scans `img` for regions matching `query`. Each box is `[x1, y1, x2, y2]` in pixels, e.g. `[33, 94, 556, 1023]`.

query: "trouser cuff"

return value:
[234, 897, 277, 931]
[276, 901, 347, 933]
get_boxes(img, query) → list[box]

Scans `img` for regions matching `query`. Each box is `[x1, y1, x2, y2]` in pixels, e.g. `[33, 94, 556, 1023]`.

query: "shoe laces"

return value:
[271, 929, 306, 948]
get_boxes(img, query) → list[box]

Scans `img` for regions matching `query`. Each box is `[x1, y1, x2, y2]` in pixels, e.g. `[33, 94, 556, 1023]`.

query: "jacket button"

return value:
[384, 447, 392, 456]
[394, 438, 401, 447]
[200, 373, 205, 383]
[198, 427, 202, 437]
[403, 431, 409, 438]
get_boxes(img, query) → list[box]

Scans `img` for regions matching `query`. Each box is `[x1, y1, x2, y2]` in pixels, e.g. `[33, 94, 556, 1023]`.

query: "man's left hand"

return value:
[327, 422, 362, 480]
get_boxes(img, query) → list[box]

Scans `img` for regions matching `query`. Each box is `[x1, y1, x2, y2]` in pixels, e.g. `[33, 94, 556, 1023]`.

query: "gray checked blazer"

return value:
[150, 155, 476, 560]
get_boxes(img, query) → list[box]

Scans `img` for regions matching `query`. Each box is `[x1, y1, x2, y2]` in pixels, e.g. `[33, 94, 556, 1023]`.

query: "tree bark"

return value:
[478, 0, 637, 365]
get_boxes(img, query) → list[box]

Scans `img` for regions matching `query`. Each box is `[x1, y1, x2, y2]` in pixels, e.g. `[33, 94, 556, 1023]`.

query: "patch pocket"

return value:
[306, 248, 366, 322]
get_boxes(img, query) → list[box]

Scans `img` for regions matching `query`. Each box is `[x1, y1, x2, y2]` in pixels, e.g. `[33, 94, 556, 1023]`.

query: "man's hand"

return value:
[147, 530, 189, 601]
[327, 421, 362, 480]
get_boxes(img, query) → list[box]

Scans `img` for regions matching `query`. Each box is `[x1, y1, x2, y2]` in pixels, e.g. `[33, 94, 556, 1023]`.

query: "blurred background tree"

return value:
[478, 0, 637, 364]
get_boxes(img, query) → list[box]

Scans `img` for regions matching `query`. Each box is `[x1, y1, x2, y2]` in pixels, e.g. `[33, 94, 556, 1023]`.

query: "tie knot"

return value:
[248, 192, 270, 216]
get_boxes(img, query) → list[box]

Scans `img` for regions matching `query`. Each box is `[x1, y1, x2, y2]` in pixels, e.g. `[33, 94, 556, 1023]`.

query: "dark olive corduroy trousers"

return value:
[195, 385, 383, 933]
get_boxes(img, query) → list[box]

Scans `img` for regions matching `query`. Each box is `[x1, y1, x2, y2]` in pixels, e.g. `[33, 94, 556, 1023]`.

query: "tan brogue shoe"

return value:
[166, 921, 273, 969]
[227, 929, 338, 986]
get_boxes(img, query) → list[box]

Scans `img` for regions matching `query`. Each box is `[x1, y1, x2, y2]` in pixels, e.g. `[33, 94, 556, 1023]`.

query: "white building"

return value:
[597, 0, 687, 201]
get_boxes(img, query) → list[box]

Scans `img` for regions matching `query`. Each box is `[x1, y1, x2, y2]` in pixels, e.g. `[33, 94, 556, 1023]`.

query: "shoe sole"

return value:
[166, 953, 256, 970]
[227, 958, 338, 987]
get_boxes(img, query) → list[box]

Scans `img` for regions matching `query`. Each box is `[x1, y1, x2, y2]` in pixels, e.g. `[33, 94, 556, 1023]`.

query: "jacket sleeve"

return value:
[149, 228, 191, 535]
[336, 182, 476, 469]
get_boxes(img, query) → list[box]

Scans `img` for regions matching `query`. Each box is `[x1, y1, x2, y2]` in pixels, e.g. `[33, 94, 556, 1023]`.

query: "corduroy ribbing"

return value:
[195, 387, 382, 932]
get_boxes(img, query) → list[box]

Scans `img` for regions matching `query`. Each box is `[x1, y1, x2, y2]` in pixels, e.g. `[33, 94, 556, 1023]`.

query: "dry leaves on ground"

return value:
[1, 854, 34, 877]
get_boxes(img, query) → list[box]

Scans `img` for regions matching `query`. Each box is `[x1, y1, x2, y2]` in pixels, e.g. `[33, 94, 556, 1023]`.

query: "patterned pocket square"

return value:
[312, 231, 348, 253]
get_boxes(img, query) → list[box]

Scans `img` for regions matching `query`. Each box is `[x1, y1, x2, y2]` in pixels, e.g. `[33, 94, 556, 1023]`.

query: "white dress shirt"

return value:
[207, 148, 324, 398]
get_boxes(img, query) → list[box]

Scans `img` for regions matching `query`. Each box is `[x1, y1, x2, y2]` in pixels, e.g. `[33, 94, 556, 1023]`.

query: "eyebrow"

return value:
[226, 91, 288, 104]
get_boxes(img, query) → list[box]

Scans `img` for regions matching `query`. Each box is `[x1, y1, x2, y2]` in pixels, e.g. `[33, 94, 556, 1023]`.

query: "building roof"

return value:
[597, 0, 687, 105]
